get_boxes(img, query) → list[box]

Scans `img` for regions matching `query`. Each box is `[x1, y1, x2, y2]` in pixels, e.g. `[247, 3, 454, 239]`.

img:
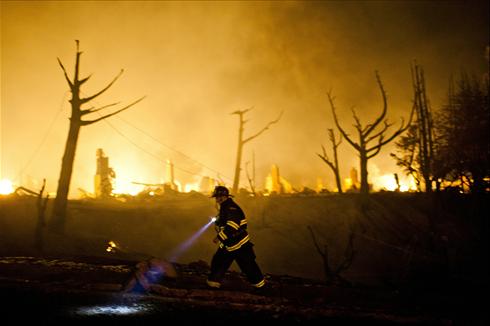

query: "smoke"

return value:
[1, 1, 488, 194]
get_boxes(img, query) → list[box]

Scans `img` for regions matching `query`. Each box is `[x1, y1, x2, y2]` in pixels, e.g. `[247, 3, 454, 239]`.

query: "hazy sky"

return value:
[1, 0, 488, 196]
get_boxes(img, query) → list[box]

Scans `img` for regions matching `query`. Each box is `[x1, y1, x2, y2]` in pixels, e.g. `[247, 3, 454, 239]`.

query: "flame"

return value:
[173, 180, 182, 192]
[112, 179, 144, 196]
[372, 174, 417, 192]
[0, 179, 14, 195]
[344, 177, 353, 190]
[264, 175, 293, 194]
[184, 181, 200, 193]
[106, 240, 118, 252]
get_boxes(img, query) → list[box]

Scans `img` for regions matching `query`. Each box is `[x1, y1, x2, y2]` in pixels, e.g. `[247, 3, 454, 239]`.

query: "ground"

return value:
[0, 193, 488, 324]
[0, 255, 486, 325]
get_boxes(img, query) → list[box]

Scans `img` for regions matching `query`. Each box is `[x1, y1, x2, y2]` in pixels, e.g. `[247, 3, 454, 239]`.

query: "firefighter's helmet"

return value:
[210, 185, 232, 198]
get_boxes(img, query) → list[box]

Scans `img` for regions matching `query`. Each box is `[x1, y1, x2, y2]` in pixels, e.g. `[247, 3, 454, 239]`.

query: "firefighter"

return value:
[206, 185, 266, 290]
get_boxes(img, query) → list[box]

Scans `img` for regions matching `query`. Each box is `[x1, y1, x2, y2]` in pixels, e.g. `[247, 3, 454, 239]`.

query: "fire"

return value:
[372, 174, 417, 192]
[173, 180, 182, 192]
[184, 181, 200, 193]
[344, 177, 353, 190]
[106, 240, 118, 252]
[112, 179, 144, 196]
[0, 179, 14, 195]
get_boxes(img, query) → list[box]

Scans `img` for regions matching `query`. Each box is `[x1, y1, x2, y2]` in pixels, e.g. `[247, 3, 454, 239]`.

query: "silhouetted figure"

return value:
[207, 186, 266, 290]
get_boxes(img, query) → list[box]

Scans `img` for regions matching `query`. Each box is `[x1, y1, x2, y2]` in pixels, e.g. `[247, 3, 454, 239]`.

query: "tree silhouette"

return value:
[435, 73, 489, 193]
[328, 72, 414, 195]
[245, 151, 256, 196]
[231, 108, 282, 195]
[307, 225, 356, 286]
[390, 125, 422, 191]
[391, 63, 435, 193]
[50, 41, 145, 233]
[35, 179, 49, 252]
[317, 129, 343, 193]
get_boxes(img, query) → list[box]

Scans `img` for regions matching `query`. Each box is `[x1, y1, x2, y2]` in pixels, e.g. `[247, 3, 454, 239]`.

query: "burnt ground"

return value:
[0, 255, 486, 325]
[1, 193, 488, 325]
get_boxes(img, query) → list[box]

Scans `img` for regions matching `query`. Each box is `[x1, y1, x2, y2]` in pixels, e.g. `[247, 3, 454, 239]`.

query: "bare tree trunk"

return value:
[35, 179, 49, 252]
[231, 108, 282, 195]
[50, 40, 144, 233]
[318, 129, 343, 193]
[245, 152, 256, 196]
[51, 122, 80, 232]
[360, 151, 369, 195]
[307, 225, 356, 286]
[328, 72, 414, 196]
[332, 141, 342, 193]
[232, 114, 245, 195]
[412, 64, 434, 193]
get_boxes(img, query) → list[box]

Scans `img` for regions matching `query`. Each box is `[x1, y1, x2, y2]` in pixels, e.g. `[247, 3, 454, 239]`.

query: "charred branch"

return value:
[317, 129, 343, 193]
[57, 58, 74, 90]
[317, 145, 336, 170]
[328, 72, 413, 194]
[51, 41, 144, 234]
[81, 96, 145, 126]
[80, 69, 124, 104]
[231, 107, 282, 194]
[307, 225, 355, 286]
[35, 179, 49, 252]
[243, 110, 283, 144]
[80, 102, 121, 116]
[327, 91, 361, 151]
[363, 71, 388, 137]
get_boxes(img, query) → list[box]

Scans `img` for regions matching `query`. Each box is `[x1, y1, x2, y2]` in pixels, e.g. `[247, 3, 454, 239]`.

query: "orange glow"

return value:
[184, 181, 200, 193]
[2, 3, 485, 197]
[264, 174, 293, 194]
[0, 179, 14, 195]
[112, 179, 144, 196]
[372, 174, 417, 192]
[344, 177, 353, 190]
[106, 241, 117, 252]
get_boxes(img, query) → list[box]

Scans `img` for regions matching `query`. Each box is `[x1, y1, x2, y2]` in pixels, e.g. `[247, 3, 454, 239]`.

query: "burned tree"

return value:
[51, 41, 144, 233]
[307, 225, 356, 286]
[435, 73, 489, 194]
[35, 179, 49, 252]
[245, 151, 256, 196]
[391, 64, 435, 192]
[15, 181, 49, 251]
[328, 72, 414, 195]
[390, 125, 422, 191]
[412, 64, 435, 193]
[231, 108, 282, 195]
[317, 129, 343, 193]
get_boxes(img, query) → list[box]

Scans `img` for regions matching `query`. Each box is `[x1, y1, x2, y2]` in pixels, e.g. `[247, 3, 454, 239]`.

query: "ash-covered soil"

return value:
[0, 255, 485, 325]
[0, 193, 488, 324]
